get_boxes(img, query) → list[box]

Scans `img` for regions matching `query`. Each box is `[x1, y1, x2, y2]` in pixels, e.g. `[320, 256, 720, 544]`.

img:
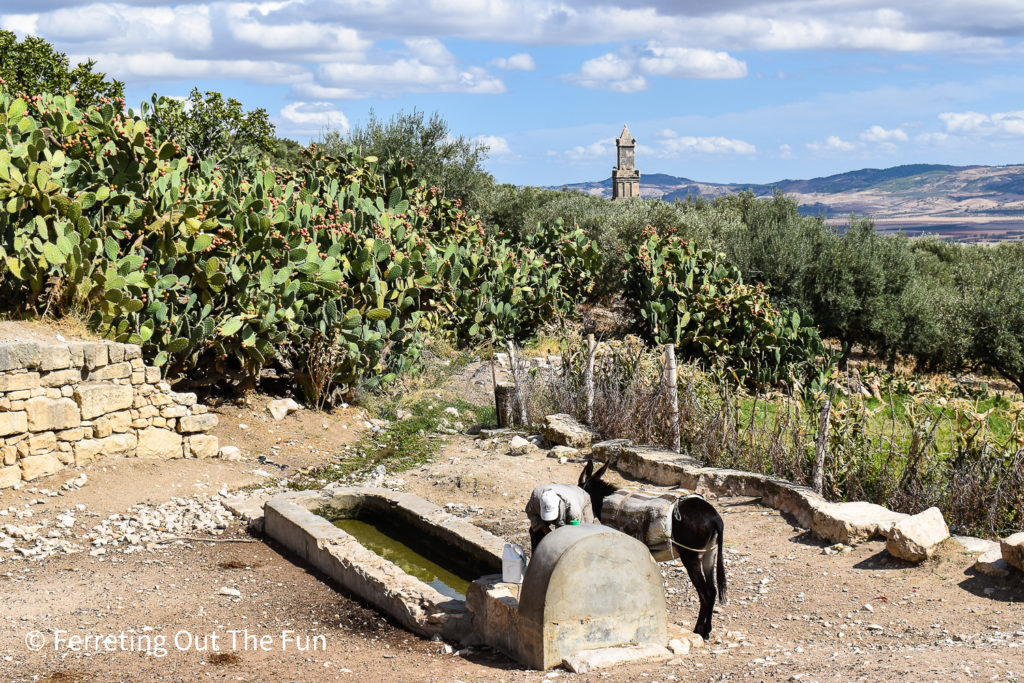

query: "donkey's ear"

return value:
[579, 459, 594, 486]
[593, 460, 610, 481]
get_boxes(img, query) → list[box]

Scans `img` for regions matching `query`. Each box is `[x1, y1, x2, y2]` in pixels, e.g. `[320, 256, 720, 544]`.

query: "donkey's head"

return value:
[578, 458, 616, 519]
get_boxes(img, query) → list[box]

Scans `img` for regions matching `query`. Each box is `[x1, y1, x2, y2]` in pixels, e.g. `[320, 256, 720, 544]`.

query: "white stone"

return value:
[562, 644, 672, 674]
[177, 413, 218, 433]
[267, 398, 300, 421]
[1001, 532, 1024, 572]
[886, 507, 949, 563]
[20, 453, 62, 481]
[952, 535, 999, 555]
[541, 413, 598, 449]
[975, 548, 1012, 578]
[549, 445, 579, 459]
[136, 427, 182, 459]
[218, 445, 243, 461]
[186, 434, 219, 459]
[74, 383, 133, 420]
[811, 501, 909, 545]
[25, 397, 80, 432]
[508, 435, 537, 456]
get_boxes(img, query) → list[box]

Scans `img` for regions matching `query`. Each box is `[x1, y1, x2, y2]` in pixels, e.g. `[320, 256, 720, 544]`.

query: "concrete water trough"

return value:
[263, 487, 505, 641]
[263, 487, 674, 670]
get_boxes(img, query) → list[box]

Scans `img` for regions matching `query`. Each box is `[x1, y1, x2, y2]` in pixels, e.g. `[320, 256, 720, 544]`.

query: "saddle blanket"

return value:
[600, 488, 700, 562]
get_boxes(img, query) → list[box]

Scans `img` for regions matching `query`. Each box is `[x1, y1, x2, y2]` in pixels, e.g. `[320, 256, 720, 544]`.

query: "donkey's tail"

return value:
[715, 516, 727, 605]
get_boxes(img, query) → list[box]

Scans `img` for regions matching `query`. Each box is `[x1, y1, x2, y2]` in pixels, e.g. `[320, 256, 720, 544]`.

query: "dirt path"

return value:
[2, 375, 1023, 682]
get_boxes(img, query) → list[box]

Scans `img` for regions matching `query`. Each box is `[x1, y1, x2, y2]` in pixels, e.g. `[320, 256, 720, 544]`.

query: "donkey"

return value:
[579, 459, 727, 640]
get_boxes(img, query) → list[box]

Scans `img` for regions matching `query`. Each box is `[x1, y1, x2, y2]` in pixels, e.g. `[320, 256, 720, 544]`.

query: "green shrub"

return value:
[622, 227, 824, 388]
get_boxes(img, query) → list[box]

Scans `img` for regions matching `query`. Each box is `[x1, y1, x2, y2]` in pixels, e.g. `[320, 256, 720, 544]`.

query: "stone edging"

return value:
[591, 439, 1023, 578]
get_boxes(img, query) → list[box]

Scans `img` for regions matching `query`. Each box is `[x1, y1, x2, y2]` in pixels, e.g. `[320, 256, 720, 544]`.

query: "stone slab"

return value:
[811, 501, 909, 545]
[0, 411, 28, 437]
[562, 644, 673, 674]
[0, 464, 21, 488]
[465, 576, 521, 657]
[20, 453, 61, 481]
[74, 382, 133, 420]
[40, 368, 80, 388]
[0, 342, 42, 371]
[222, 492, 273, 533]
[38, 345, 71, 371]
[74, 433, 137, 465]
[975, 548, 1012, 578]
[541, 413, 598, 449]
[0, 372, 41, 392]
[178, 413, 218, 433]
[1001, 532, 1024, 572]
[951, 536, 999, 555]
[136, 427, 182, 459]
[886, 507, 949, 562]
[25, 397, 81, 432]
[186, 434, 219, 458]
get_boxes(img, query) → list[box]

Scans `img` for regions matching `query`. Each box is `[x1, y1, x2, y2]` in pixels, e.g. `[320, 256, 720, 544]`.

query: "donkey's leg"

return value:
[699, 545, 719, 637]
[681, 553, 712, 639]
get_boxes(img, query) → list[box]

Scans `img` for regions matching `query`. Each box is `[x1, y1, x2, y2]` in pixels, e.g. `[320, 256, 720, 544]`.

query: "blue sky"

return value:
[4, 1, 1024, 186]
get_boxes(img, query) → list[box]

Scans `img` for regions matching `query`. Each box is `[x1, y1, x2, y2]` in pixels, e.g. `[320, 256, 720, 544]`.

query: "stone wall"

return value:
[0, 339, 218, 488]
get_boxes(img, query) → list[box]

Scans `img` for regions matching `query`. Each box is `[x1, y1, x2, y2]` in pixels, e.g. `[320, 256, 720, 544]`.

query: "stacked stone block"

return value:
[0, 339, 218, 488]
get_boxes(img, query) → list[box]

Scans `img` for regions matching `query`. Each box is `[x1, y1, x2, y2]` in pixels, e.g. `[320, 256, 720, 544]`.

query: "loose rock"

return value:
[886, 506, 949, 563]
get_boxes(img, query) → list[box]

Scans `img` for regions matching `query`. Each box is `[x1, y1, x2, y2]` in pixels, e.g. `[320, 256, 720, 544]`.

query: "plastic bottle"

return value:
[502, 542, 526, 583]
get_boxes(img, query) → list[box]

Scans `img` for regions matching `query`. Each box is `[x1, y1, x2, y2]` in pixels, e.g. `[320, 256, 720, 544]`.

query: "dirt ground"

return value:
[2, 363, 1023, 682]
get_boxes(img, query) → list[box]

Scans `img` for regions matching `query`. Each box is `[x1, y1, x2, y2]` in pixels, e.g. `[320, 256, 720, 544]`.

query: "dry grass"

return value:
[521, 335, 1024, 538]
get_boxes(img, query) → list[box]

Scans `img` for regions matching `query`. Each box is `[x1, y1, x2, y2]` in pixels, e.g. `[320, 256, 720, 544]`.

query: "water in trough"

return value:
[325, 511, 481, 600]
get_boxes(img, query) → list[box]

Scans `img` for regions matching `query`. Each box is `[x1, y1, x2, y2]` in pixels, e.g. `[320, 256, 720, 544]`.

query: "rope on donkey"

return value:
[667, 493, 715, 559]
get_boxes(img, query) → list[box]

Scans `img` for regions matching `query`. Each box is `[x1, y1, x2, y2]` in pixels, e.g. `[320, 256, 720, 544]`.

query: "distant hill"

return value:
[554, 164, 1024, 241]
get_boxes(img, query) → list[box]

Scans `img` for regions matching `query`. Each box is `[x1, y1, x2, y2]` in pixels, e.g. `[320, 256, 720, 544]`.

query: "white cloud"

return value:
[404, 38, 457, 66]
[779, 143, 794, 159]
[490, 53, 535, 70]
[474, 135, 512, 156]
[230, 18, 369, 55]
[915, 131, 952, 145]
[806, 135, 858, 152]
[643, 134, 756, 156]
[637, 45, 746, 79]
[568, 42, 745, 91]
[88, 51, 307, 84]
[939, 110, 1024, 136]
[565, 138, 615, 160]
[318, 60, 505, 97]
[860, 125, 908, 142]
[279, 101, 349, 133]
[0, 13, 38, 35]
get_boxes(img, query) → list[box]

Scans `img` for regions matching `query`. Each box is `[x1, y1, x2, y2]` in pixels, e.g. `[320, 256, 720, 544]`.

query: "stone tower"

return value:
[612, 124, 640, 200]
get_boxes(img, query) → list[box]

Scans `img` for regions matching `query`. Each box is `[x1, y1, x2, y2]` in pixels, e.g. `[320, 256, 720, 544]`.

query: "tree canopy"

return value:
[0, 30, 124, 107]
[320, 108, 493, 206]
[144, 89, 275, 171]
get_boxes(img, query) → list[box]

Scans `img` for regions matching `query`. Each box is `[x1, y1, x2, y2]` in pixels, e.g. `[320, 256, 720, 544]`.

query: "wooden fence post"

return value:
[812, 399, 832, 494]
[664, 344, 680, 453]
[585, 334, 595, 425]
[506, 340, 529, 426]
